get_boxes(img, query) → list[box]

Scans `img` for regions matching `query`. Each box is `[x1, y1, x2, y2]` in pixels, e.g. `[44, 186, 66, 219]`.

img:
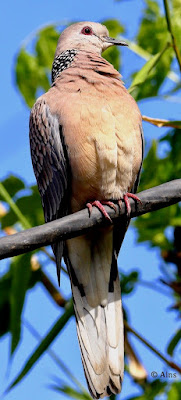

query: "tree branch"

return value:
[124, 320, 181, 374]
[163, 0, 181, 73]
[0, 180, 181, 260]
[40, 270, 67, 307]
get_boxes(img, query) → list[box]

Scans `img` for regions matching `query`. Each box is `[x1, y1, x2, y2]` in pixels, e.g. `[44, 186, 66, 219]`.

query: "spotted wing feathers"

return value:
[29, 99, 70, 281]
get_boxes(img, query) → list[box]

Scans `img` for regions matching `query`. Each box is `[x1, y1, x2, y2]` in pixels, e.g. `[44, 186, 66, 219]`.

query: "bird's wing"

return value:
[29, 98, 70, 282]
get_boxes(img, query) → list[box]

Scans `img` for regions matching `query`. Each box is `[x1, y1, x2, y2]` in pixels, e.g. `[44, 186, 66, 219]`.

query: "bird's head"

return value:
[55, 21, 127, 56]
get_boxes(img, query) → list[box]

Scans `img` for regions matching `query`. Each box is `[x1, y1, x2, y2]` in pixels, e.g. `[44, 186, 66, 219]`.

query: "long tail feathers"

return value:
[52, 241, 64, 286]
[65, 230, 124, 398]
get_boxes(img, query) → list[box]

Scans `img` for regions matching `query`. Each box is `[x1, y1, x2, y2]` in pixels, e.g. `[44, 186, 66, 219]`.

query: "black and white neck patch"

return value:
[51, 49, 78, 83]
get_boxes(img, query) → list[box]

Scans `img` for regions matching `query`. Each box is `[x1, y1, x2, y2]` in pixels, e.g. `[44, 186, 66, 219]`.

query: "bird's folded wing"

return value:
[29, 98, 70, 280]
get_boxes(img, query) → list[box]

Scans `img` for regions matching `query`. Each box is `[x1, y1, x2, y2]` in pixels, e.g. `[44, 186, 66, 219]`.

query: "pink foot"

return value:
[86, 200, 116, 222]
[123, 193, 142, 216]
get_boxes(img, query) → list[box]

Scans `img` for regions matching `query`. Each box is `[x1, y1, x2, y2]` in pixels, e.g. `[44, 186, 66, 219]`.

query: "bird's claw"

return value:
[123, 193, 142, 216]
[86, 200, 116, 222]
[86, 194, 141, 220]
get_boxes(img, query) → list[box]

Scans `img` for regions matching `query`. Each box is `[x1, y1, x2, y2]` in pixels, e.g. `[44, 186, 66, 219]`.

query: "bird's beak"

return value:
[103, 36, 128, 47]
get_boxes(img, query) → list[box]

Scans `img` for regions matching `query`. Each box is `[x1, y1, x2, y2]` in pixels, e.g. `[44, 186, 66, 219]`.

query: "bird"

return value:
[29, 21, 143, 399]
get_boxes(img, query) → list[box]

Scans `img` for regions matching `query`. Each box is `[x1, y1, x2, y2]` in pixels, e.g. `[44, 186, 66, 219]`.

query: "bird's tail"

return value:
[65, 228, 124, 398]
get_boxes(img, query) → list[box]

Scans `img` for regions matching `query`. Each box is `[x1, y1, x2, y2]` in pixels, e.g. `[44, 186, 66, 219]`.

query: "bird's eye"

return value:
[81, 26, 93, 35]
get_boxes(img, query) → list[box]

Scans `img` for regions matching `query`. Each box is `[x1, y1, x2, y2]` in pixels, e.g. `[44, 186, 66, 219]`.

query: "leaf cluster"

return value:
[135, 129, 181, 249]
[0, 176, 43, 352]
[16, 26, 59, 107]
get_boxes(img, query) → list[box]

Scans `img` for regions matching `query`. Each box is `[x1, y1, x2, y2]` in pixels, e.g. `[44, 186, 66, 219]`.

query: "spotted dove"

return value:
[29, 21, 144, 398]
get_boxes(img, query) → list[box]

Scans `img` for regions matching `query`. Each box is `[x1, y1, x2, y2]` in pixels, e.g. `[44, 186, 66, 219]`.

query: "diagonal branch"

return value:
[40, 270, 67, 307]
[125, 320, 181, 374]
[0, 180, 181, 261]
[163, 0, 181, 73]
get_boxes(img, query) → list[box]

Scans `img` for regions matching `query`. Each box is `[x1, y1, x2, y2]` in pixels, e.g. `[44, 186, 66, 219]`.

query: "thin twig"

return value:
[0, 180, 181, 260]
[125, 320, 181, 374]
[138, 279, 171, 297]
[163, 0, 181, 73]
[40, 270, 67, 307]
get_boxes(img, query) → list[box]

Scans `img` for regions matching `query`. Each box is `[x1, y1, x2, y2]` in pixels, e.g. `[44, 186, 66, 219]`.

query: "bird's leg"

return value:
[86, 200, 117, 222]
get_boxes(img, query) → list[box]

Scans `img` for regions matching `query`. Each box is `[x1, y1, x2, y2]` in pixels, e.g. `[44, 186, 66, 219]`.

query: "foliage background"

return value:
[0, 0, 181, 399]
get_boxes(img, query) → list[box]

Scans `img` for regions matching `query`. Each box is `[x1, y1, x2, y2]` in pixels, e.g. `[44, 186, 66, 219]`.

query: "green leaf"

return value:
[15, 25, 60, 107]
[0, 272, 11, 336]
[102, 19, 125, 37]
[0, 175, 25, 201]
[163, 0, 181, 71]
[134, 136, 181, 250]
[167, 329, 181, 356]
[0, 181, 31, 229]
[138, 140, 166, 191]
[139, 133, 181, 194]
[52, 384, 91, 400]
[126, 379, 167, 399]
[35, 26, 59, 68]
[6, 300, 74, 392]
[49, 359, 88, 394]
[134, 0, 174, 100]
[10, 253, 32, 353]
[173, 1, 181, 56]
[16, 48, 50, 108]
[137, 0, 169, 54]
[134, 206, 178, 249]
[129, 44, 170, 93]
[161, 121, 181, 129]
[1, 184, 43, 229]
[160, 129, 181, 178]
[0, 266, 41, 338]
[120, 271, 139, 295]
[167, 382, 181, 400]
[17, 185, 44, 226]
[0, 302, 10, 337]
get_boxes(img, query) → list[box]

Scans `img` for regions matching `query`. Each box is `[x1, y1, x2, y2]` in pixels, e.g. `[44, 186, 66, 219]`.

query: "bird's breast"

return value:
[45, 73, 142, 212]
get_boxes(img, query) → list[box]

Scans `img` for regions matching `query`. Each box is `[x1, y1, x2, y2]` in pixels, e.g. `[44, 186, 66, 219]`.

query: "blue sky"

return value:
[0, 1, 180, 400]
